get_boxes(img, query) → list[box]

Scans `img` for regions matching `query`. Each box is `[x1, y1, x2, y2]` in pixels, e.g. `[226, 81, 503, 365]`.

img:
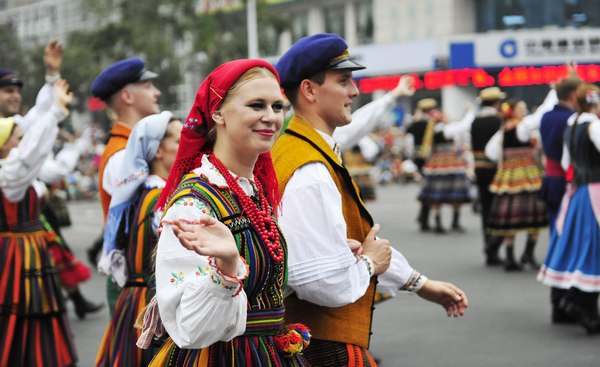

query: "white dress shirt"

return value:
[279, 117, 417, 308]
[102, 149, 126, 196]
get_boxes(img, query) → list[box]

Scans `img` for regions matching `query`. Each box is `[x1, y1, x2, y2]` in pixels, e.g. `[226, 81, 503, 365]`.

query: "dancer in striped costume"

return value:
[0, 80, 76, 366]
[140, 59, 310, 366]
[96, 112, 181, 366]
[485, 91, 557, 271]
[417, 104, 474, 233]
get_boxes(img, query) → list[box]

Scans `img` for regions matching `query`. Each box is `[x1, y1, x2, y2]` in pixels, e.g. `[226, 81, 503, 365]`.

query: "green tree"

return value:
[0, 24, 24, 73]
[19, 0, 289, 112]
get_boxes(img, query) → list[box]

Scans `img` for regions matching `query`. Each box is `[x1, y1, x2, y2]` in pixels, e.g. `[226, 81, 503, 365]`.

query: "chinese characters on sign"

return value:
[525, 36, 600, 56]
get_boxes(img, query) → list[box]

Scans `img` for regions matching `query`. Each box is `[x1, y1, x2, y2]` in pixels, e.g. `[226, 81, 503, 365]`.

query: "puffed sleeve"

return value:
[0, 104, 68, 202]
[155, 196, 249, 349]
[484, 130, 503, 162]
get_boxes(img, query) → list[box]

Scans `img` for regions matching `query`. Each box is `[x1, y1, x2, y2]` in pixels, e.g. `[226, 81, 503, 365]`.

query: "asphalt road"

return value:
[62, 183, 600, 367]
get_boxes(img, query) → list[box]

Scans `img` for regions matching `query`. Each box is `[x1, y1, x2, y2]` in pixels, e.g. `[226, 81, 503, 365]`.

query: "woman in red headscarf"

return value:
[138, 60, 310, 366]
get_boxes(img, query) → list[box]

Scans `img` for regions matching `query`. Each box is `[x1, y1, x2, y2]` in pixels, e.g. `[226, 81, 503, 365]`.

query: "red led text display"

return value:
[358, 64, 600, 93]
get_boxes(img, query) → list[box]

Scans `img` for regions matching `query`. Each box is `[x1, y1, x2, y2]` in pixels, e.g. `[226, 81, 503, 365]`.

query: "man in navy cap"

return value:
[272, 33, 468, 365]
[0, 40, 64, 130]
[91, 56, 161, 312]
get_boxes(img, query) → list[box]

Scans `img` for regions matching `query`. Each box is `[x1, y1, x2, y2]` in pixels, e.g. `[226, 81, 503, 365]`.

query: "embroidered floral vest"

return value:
[165, 173, 287, 313]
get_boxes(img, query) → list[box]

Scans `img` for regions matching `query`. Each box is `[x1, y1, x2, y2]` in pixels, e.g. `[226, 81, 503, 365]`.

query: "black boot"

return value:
[86, 233, 104, 267]
[550, 287, 576, 324]
[434, 214, 446, 234]
[451, 210, 465, 233]
[417, 204, 430, 231]
[485, 236, 503, 266]
[560, 289, 600, 334]
[69, 288, 105, 320]
[520, 237, 540, 269]
[504, 246, 522, 271]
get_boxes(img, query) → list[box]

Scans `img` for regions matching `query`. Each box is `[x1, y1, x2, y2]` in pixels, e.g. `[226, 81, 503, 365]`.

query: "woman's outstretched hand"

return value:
[173, 216, 239, 276]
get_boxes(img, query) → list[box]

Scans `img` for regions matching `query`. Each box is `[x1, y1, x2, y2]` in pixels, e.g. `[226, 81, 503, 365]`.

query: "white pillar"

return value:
[344, 2, 356, 46]
[247, 0, 259, 58]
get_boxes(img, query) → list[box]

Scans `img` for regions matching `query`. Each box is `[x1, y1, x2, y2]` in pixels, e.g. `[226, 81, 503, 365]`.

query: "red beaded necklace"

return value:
[208, 154, 284, 263]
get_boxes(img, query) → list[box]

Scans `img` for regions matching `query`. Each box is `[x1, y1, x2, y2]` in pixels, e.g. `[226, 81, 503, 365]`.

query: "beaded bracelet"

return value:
[359, 255, 375, 277]
[45, 73, 61, 84]
[408, 274, 429, 293]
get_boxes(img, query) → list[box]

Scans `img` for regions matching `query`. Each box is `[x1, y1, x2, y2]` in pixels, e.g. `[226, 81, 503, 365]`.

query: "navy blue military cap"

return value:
[91, 57, 158, 101]
[276, 33, 365, 88]
[0, 69, 24, 88]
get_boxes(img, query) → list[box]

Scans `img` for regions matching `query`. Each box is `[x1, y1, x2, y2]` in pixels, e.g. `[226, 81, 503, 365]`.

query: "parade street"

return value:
[63, 183, 600, 367]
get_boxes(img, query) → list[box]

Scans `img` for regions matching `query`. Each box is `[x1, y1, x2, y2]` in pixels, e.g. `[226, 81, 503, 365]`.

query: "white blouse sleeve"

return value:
[443, 109, 476, 140]
[0, 104, 68, 202]
[155, 196, 249, 349]
[516, 89, 557, 143]
[561, 143, 571, 171]
[14, 81, 57, 132]
[589, 120, 600, 152]
[485, 131, 503, 162]
[334, 93, 395, 150]
[38, 143, 81, 184]
[376, 247, 418, 296]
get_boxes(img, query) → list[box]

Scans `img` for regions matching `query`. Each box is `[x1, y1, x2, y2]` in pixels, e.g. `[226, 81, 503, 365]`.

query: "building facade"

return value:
[2, 0, 599, 120]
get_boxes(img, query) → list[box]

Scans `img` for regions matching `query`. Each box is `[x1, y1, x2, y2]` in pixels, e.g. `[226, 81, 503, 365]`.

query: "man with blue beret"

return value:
[92, 56, 161, 313]
[272, 33, 469, 366]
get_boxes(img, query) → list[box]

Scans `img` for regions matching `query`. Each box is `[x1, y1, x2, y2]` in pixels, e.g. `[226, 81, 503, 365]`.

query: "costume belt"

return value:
[473, 151, 496, 169]
[0, 219, 44, 233]
[545, 158, 565, 178]
[242, 307, 285, 335]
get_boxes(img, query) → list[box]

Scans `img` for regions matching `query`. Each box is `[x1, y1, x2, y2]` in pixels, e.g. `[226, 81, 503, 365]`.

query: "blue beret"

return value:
[0, 68, 23, 88]
[276, 33, 365, 88]
[91, 57, 158, 101]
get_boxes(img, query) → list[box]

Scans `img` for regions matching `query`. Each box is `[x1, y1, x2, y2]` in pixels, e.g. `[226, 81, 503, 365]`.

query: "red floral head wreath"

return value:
[157, 59, 281, 211]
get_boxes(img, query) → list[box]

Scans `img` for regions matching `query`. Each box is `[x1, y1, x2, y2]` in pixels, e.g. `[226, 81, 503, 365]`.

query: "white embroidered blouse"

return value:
[155, 155, 252, 349]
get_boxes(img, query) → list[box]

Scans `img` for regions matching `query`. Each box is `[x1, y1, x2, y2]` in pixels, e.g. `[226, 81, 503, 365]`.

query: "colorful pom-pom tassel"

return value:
[273, 323, 311, 356]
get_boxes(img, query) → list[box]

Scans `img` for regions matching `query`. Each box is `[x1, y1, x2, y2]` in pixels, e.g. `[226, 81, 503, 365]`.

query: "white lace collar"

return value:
[145, 174, 166, 189]
[192, 154, 256, 196]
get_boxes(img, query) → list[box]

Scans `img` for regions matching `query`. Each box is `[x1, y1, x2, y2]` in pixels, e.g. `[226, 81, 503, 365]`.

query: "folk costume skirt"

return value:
[301, 339, 377, 367]
[488, 147, 547, 235]
[418, 144, 471, 205]
[96, 281, 156, 367]
[0, 227, 77, 367]
[42, 215, 91, 289]
[148, 308, 310, 367]
[538, 184, 600, 292]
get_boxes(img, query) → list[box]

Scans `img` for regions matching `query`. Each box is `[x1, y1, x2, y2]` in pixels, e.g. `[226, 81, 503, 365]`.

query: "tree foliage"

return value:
[4, 0, 290, 112]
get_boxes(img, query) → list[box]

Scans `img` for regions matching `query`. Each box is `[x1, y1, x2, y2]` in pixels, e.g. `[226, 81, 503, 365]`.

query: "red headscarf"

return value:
[157, 59, 281, 211]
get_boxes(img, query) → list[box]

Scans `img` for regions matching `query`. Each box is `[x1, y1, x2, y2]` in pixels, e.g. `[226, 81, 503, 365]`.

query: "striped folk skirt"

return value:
[96, 283, 155, 366]
[0, 229, 77, 366]
[488, 147, 547, 235]
[149, 308, 310, 366]
[301, 339, 378, 367]
[418, 145, 471, 205]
